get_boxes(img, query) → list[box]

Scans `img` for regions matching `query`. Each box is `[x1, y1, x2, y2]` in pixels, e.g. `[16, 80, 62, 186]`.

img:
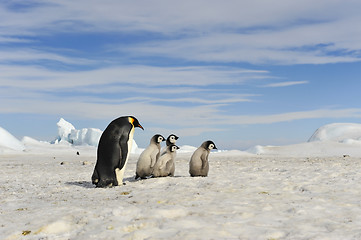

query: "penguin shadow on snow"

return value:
[133, 174, 190, 181]
[66, 179, 133, 188]
[66, 181, 95, 189]
[123, 176, 139, 183]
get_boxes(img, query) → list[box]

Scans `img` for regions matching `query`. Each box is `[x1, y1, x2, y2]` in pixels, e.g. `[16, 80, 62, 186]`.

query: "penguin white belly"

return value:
[115, 127, 134, 185]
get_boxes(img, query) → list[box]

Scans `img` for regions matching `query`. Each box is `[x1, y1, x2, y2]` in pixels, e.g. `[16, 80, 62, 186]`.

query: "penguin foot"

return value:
[96, 179, 117, 188]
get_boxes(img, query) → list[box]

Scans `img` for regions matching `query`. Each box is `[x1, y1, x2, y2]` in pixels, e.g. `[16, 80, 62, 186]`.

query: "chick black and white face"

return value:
[157, 136, 164, 143]
[170, 145, 179, 152]
[208, 143, 215, 150]
[169, 135, 177, 144]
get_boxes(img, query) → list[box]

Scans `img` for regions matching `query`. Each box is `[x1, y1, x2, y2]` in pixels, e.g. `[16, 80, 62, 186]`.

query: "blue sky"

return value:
[1, 0, 361, 150]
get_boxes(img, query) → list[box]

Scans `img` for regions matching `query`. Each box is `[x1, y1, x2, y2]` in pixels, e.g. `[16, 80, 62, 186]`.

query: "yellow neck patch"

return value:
[128, 117, 134, 126]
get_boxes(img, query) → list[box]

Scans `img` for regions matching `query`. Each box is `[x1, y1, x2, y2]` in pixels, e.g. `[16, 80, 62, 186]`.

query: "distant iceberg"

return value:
[53, 118, 139, 153]
[308, 123, 361, 143]
[0, 127, 25, 151]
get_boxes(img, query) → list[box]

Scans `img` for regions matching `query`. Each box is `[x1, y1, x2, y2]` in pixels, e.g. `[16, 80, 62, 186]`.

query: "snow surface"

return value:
[1, 148, 361, 239]
[1, 122, 361, 239]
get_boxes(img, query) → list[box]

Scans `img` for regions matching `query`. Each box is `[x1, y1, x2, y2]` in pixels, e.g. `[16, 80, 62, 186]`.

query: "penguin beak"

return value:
[129, 117, 144, 130]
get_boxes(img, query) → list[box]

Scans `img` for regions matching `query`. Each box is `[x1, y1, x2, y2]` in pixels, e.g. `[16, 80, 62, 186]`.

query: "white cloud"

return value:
[262, 81, 309, 88]
[226, 109, 361, 125]
[0, 64, 270, 89]
[122, 30, 361, 65]
[148, 126, 224, 137]
[0, 49, 95, 65]
[1, 0, 361, 143]
[1, 1, 361, 65]
[0, 1, 357, 34]
[1, 89, 361, 131]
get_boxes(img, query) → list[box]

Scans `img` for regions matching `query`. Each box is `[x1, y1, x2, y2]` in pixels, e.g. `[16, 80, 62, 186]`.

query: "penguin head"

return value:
[169, 144, 180, 152]
[152, 134, 165, 144]
[202, 140, 217, 151]
[167, 134, 179, 145]
[128, 116, 144, 130]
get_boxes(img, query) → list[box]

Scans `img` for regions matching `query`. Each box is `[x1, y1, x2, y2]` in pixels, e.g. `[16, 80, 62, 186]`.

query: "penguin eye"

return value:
[209, 144, 214, 150]
[159, 137, 163, 142]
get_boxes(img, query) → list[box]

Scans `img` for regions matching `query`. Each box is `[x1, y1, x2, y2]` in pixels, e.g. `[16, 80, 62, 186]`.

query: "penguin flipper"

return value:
[150, 152, 159, 168]
[165, 160, 173, 173]
[118, 134, 129, 170]
[200, 153, 208, 170]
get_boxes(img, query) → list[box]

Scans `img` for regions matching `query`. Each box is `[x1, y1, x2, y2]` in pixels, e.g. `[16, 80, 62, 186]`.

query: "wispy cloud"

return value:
[1, 1, 361, 64]
[1, 91, 360, 137]
[226, 109, 361, 125]
[1, 1, 361, 148]
[262, 81, 309, 88]
[0, 64, 270, 89]
[0, 49, 95, 65]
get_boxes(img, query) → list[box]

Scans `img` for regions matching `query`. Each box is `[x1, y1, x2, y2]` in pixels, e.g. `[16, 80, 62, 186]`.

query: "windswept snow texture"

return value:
[1, 151, 361, 239]
[0, 127, 25, 151]
[2, 123, 361, 238]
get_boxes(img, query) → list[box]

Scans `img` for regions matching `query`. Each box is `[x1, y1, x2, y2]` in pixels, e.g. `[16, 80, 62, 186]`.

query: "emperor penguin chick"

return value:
[152, 144, 179, 177]
[135, 134, 165, 179]
[161, 134, 179, 156]
[189, 140, 217, 177]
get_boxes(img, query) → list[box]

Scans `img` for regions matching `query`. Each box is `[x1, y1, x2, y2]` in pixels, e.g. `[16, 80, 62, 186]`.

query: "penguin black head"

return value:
[152, 134, 165, 144]
[128, 116, 144, 130]
[201, 140, 217, 151]
[169, 144, 180, 152]
[166, 134, 179, 146]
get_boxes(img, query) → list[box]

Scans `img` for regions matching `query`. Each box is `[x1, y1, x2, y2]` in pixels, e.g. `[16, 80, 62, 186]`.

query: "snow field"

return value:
[1, 151, 361, 239]
[1, 121, 361, 239]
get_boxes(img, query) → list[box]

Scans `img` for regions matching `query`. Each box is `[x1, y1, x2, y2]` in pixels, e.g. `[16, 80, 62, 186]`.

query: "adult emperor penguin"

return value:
[91, 116, 143, 187]
[189, 140, 217, 177]
[135, 134, 165, 179]
[160, 134, 179, 156]
[152, 144, 179, 177]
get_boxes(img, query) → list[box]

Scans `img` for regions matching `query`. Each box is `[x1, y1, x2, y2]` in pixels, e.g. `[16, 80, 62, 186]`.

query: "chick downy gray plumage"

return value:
[189, 140, 217, 177]
[152, 144, 179, 177]
[135, 134, 165, 179]
[160, 134, 178, 156]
